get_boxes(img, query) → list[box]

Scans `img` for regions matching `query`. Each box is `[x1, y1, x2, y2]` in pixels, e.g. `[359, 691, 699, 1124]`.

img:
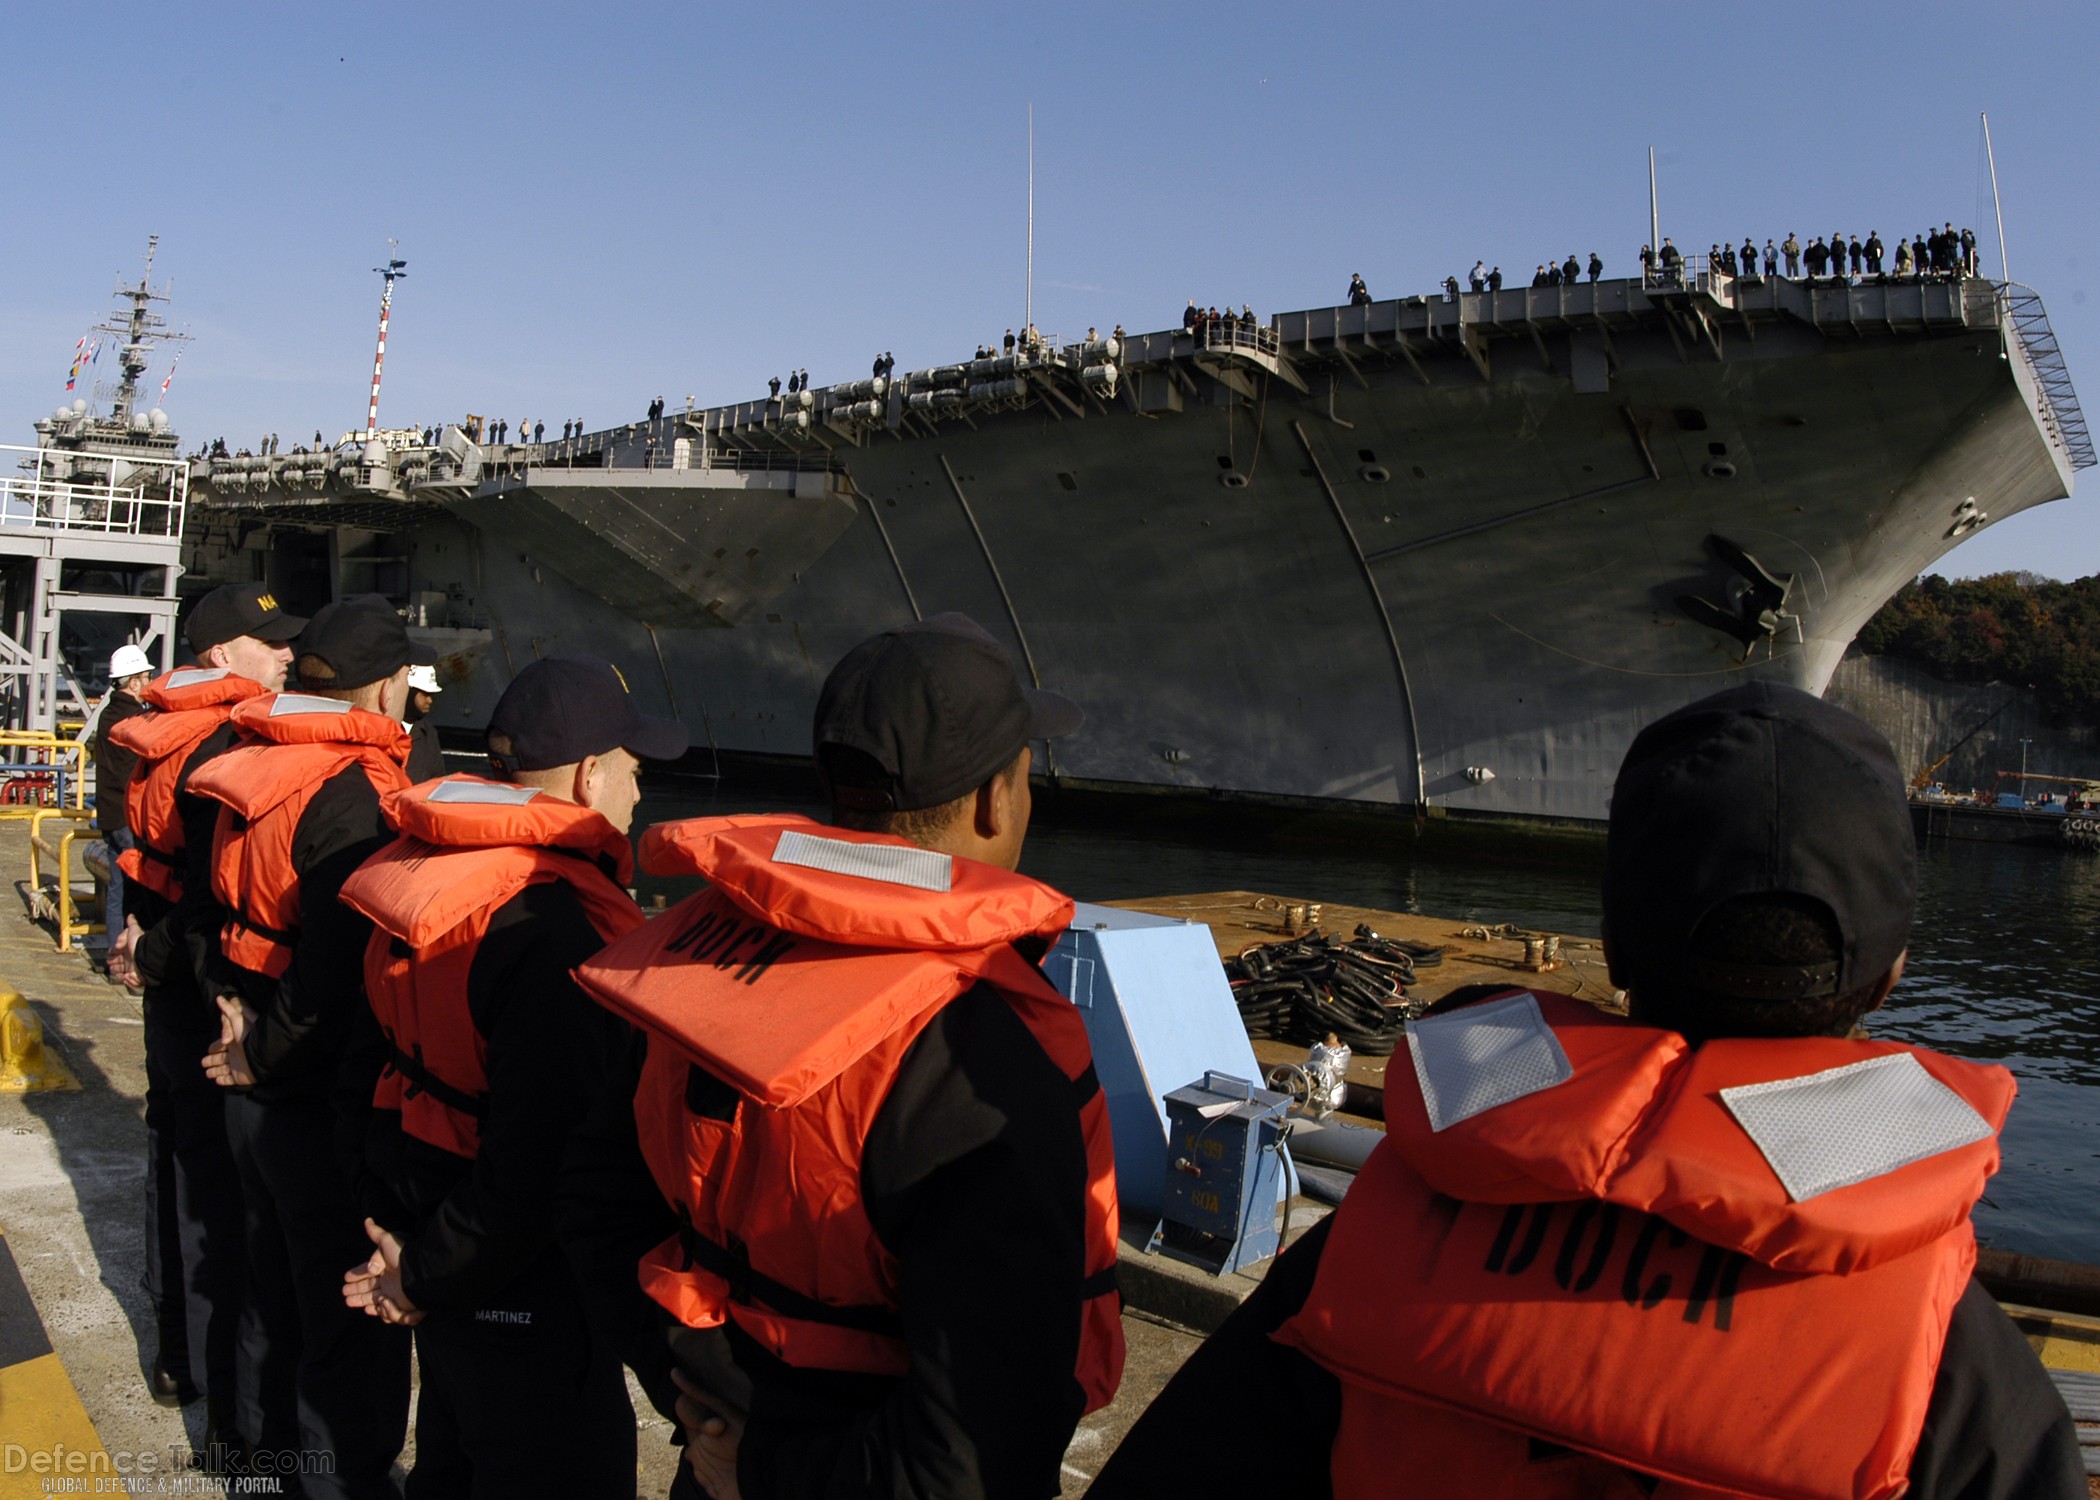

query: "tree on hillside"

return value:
[1856, 573, 2100, 726]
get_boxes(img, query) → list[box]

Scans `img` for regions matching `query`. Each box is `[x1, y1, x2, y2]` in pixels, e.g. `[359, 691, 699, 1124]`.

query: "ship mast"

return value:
[367, 242, 408, 435]
[1024, 104, 1034, 335]
[92, 234, 186, 426]
[1982, 112, 2009, 281]
[1648, 147, 1660, 261]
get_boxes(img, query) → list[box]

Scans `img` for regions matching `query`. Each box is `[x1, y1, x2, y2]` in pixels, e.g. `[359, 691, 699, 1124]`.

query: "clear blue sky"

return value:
[8, 0, 2097, 578]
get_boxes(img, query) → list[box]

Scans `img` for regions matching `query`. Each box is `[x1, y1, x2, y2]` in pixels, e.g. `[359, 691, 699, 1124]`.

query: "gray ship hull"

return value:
[186, 274, 2084, 824]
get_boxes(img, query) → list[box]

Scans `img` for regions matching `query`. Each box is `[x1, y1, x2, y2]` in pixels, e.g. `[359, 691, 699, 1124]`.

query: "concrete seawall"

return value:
[1828, 650, 2100, 794]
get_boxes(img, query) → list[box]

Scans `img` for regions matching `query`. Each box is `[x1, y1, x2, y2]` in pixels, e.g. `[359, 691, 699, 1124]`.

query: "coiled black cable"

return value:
[1223, 925, 1444, 1057]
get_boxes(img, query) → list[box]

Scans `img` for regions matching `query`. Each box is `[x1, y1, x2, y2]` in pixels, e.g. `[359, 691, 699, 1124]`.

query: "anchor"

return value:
[1676, 533, 1795, 657]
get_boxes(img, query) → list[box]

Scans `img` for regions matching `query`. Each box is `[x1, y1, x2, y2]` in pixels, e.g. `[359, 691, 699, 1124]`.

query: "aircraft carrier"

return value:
[172, 262, 2091, 825]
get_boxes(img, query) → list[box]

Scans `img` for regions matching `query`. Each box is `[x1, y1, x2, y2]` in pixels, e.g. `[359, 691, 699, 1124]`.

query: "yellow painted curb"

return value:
[0, 1353, 110, 1495]
[0, 1226, 108, 1495]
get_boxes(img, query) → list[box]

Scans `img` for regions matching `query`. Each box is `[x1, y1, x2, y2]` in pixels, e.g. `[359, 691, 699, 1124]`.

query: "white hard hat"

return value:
[109, 644, 154, 679]
[407, 665, 442, 694]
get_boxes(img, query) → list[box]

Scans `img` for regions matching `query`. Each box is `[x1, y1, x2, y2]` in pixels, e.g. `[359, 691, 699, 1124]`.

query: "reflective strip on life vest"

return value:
[1405, 992, 1574, 1132]
[1720, 1052, 1995, 1202]
[773, 829, 954, 892]
[425, 780, 542, 806]
[270, 694, 352, 717]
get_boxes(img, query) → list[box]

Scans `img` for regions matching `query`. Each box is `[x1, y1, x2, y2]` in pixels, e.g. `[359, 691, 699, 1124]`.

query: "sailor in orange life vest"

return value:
[334, 656, 688, 1499]
[565, 612, 1124, 1500]
[193, 594, 435, 1500]
[103, 582, 304, 1458]
[1090, 683, 2085, 1500]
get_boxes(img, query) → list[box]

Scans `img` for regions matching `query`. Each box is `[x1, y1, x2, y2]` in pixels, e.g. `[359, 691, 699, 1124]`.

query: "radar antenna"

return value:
[92, 234, 189, 426]
[367, 242, 408, 435]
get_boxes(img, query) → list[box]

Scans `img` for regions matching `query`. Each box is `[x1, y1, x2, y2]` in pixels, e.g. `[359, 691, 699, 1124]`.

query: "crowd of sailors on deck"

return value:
[972, 326, 1045, 360]
[1637, 224, 1980, 286]
[1523, 254, 1603, 288]
[1183, 301, 1263, 338]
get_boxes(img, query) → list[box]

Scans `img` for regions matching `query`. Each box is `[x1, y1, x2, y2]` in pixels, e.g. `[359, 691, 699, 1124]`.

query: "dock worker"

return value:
[337, 657, 687, 1498]
[93, 643, 154, 969]
[403, 664, 445, 781]
[1091, 683, 2083, 1500]
[107, 583, 305, 1460]
[568, 612, 1125, 1500]
[194, 595, 434, 1500]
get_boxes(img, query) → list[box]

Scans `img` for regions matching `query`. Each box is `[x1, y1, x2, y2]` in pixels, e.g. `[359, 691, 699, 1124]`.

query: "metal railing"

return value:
[1641, 254, 1718, 292]
[1999, 284, 2097, 471]
[1198, 319, 1281, 357]
[0, 445, 188, 539]
[665, 447, 838, 475]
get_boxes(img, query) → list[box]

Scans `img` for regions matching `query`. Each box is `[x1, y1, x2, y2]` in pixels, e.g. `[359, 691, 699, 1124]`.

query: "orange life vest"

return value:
[1273, 990, 2017, 1500]
[574, 813, 1125, 1411]
[111, 668, 269, 902]
[188, 693, 413, 979]
[338, 776, 647, 1159]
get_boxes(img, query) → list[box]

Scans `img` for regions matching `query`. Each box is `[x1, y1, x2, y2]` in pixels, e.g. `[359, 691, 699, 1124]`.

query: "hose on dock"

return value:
[1224, 925, 1444, 1056]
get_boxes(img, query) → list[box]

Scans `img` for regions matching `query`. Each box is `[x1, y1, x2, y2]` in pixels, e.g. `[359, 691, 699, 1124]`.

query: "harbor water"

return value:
[640, 778, 2100, 1267]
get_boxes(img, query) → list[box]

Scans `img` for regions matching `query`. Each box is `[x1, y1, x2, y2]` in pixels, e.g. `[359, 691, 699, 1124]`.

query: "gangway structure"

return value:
[0, 445, 186, 733]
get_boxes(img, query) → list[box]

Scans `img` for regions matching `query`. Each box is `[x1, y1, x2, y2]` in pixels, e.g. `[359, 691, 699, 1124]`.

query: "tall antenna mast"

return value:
[1648, 147, 1660, 265]
[1025, 104, 1034, 333]
[367, 241, 408, 435]
[1981, 112, 2009, 281]
[93, 234, 186, 424]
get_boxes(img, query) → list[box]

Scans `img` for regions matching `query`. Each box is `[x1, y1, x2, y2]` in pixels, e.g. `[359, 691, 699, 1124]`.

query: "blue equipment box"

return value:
[1160, 1071, 1292, 1275]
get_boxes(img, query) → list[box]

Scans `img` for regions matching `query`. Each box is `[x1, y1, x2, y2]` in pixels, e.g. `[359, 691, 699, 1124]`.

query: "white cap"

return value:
[110, 644, 154, 679]
[407, 665, 442, 694]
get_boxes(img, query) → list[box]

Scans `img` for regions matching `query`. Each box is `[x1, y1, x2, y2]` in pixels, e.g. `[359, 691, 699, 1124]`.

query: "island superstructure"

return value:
[178, 263, 2090, 824]
[3, 240, 189, 731]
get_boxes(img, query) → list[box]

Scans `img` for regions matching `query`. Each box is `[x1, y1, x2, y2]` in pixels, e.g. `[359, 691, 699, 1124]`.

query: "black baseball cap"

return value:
[294, 594, 437, 691]
[486, 656, 688, 773]
[814, 612, 1082, 812]
[185, 583, 306, 654]
[1603, 682, 1915, 1003]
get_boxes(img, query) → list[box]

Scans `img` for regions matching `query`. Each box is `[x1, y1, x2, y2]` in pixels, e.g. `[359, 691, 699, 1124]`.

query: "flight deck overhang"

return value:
[439, 463, 858, 630]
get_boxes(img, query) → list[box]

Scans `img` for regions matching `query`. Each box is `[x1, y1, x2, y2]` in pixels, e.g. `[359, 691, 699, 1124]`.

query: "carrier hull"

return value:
[184, 274, 2085, 824]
